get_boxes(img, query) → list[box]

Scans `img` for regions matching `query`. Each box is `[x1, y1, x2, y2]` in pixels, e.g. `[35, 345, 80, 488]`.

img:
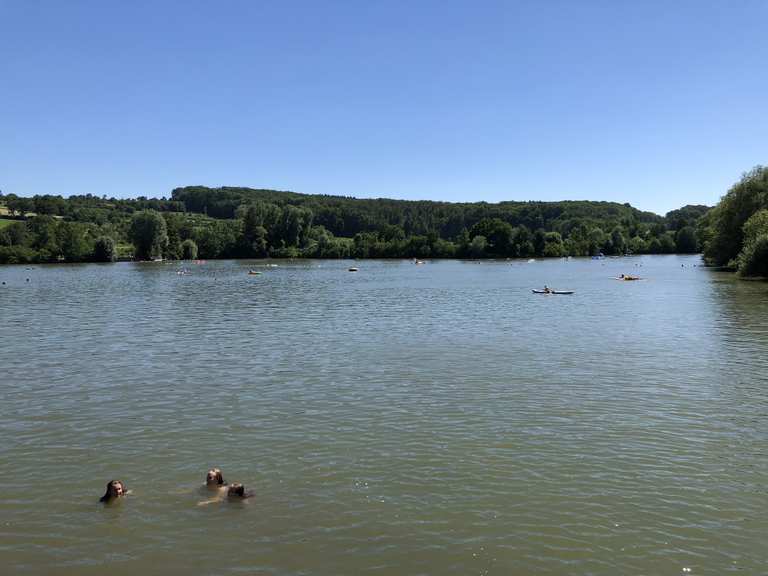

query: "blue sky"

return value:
[1, 0, 767, 215]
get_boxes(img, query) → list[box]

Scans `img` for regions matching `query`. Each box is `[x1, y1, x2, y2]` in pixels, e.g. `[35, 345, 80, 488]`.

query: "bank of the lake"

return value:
[0, 188, 708, 265]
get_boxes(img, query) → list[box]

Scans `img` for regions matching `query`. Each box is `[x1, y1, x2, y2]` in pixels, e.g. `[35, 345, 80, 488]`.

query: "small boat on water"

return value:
[248, 270, 261, 275]
[414, 260, 426, 265]
[614, 274, 641, 281]
[532, 289, 574, 295]
[348, 267, 359, 272]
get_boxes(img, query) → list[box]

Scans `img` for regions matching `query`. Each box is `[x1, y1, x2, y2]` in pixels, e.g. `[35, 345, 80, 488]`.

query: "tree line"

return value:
[699, 165, 768, 277]
[0, 187, 709, 264]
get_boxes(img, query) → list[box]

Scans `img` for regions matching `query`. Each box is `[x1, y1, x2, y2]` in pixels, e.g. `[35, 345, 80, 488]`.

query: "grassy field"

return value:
[0, 218, 17, 229]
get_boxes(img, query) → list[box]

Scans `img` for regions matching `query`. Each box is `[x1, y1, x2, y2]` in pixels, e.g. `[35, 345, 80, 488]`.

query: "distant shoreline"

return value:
[0, 253, 706, 268]
[0, 187, 707, 265]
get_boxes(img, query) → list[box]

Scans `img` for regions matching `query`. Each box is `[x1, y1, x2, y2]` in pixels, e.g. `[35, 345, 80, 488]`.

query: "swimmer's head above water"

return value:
[100, 480, 126, 502]
[205, 468, 225, 487]
[227, 483, 253, 499]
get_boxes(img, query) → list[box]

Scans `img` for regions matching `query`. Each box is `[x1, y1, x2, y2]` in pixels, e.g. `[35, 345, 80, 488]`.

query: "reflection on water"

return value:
[0, 255, 766, 575]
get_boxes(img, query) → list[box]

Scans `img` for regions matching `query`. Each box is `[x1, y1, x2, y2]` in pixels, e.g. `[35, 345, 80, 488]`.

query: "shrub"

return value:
[181, 239, 198, 260]
[93, 236, 116, 262]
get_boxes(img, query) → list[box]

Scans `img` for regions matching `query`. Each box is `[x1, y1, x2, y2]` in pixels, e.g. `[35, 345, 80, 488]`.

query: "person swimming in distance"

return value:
[205, 468, 226, 489]
[198, 480, 252, 505]
[100, 480, 128, 503]
[227, 483, 254, 500]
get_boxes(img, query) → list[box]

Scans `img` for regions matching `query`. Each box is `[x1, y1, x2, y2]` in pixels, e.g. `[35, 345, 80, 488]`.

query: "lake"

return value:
[1, 255, 767, 575]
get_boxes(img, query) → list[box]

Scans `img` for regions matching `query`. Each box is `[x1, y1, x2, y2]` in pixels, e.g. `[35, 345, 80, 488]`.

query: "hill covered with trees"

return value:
[0, 186, 709, 264]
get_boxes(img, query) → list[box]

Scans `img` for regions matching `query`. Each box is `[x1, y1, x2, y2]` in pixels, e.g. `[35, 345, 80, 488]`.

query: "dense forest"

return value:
[0, 186, 710, 265]
[699, 165, 768, 277]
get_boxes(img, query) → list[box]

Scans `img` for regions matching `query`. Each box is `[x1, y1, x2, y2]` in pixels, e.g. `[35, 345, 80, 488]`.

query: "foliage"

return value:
[741, 208, 768, 243]
[737, 234, 768, 277]
[181, 238, 198, 260]
[93, 236, 117, 262]
[0, 186, 712, 264]
[129, 210, 169, 260]
[665, 205, 711, 231]
[675, 226, 698, 253]
[735, 209, 768, 277]
[58, 221, 91, 262]
[702, 166, 768, 268]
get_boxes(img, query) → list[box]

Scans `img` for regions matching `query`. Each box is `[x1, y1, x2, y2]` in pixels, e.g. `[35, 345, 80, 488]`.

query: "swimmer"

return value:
[227, 483, 254, 499]
[100, 480, 128, 503]
[205, 468, 226, 489]
[198, 479, 253, 505]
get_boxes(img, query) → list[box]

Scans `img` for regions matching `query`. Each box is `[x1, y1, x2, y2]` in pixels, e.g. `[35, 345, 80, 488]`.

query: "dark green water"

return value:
[1, 256, 766, 575]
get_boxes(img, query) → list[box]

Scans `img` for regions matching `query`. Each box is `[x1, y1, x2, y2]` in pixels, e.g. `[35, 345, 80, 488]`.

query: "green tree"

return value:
[5, 195, 34, 216]
[432, 238, 456, 257]
[194, 227, 223, 259]
[735, 209, 768, 276]
[588, 228, 606, 256]
[647, 237, 662, 253]
[610, 227, 626, 255]
[659, 232, 676, 253]
[628, 236, 647, 254]
[379, 224, 406, 243]
[29, 215, 59, 260]
[163, 213, 185, 260]
[129, 210, 169, 260]
[0, 222, 28, 246]
[469, 235, 487, 257]
[533, 228, 547, 256]
[675, 226, 698, 253]
[277, 205, 313, 248]
[353, 232, 378, 258]
[737, 234, 768, 277]
[405, 235, 431, 257]
[238, 205, 269, 256]
[58, 222, 91, 262]
[703, 166, 768, 266]
[542, 231, 564, 257]
[181, 238, 198, 260]
[470, 218, 513, 256]
[742, 208, 768, 242]
[513, 225, 535, 257]
[93, 236, 117, 262]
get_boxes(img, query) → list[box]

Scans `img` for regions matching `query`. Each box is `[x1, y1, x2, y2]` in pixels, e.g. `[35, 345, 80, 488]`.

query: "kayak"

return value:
[613, 276, 641, 281]
[532, 289, 574, 294]
[248, 270, 261, 275]
[348, 267, 359, 272]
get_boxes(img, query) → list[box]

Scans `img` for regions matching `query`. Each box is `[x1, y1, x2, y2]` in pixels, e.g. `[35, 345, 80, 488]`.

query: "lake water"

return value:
[1, 255, 767, 575]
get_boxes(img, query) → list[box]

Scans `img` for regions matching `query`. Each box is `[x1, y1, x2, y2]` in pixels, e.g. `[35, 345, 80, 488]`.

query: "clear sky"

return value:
[2, 0, 767, 215]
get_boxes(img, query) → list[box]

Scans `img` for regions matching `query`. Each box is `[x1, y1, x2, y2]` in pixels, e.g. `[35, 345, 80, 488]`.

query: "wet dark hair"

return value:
[227, 483, 247, 498]
[206, 468, 225, 486]
[100, 480, 125, 503]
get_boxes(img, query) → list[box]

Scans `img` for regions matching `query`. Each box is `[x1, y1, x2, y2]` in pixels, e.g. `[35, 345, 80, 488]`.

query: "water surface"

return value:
[1, 256, 767, 575]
